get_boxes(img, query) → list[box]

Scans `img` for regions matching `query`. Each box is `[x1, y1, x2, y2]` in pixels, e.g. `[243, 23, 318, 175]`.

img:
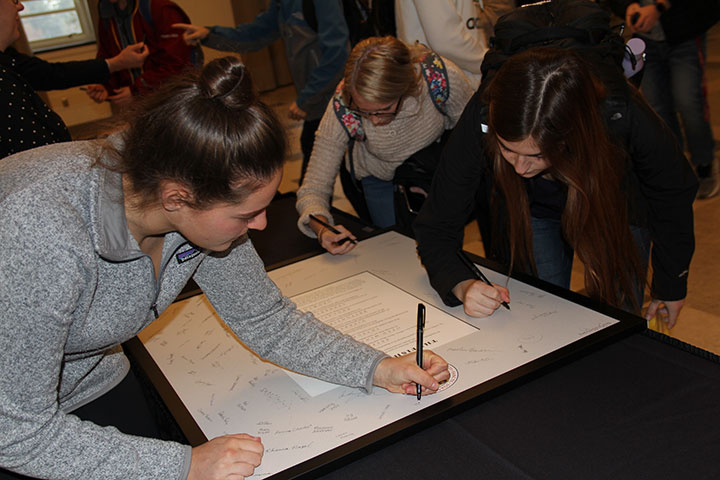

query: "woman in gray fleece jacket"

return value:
[0, 57, 448, 480]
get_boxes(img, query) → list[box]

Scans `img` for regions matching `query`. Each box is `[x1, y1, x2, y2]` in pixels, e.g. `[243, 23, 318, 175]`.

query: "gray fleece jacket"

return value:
[0, 140, 385, 479]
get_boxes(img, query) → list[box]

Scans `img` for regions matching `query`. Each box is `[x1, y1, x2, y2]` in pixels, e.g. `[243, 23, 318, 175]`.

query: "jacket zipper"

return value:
[149, 241, 199, 319]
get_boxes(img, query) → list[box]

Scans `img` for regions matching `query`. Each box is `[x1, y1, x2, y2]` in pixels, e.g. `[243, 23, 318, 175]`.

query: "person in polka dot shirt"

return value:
[0, 0, 148, 159]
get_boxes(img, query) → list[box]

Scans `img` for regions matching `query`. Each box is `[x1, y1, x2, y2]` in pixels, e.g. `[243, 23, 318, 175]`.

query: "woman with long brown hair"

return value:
[414, 47, 697, 328]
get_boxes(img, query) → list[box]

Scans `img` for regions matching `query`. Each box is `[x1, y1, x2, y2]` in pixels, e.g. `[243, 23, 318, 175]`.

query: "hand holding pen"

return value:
[454, 250, 511, 317]
[371, 304, 449, 397]
[309, 214, 357, 255]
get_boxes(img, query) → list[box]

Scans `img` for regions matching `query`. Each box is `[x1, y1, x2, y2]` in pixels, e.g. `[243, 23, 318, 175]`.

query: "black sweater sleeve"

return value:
[413, 90, 494, 306]
[9, 48, 109, 92]
[625, 94, 698, 300]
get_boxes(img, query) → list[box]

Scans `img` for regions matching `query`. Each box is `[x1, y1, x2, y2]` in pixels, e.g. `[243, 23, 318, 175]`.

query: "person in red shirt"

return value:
[86, 0, 196, 105]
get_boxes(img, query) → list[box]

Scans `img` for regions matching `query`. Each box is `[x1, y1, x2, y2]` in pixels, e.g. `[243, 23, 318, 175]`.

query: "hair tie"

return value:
[212, 76, 243, 101]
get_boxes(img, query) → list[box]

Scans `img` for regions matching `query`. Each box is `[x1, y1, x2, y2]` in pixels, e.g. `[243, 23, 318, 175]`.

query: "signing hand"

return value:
[373, 350, 449, 396]
[645, 298, 685, 329]
[453, 279, 510, 318]
[315, 220, 357, 255]
[173, 23, 210, 46]
[189, 434, 264, 480]
[84, 84, 108, 103]
[106, 42, 148, 72]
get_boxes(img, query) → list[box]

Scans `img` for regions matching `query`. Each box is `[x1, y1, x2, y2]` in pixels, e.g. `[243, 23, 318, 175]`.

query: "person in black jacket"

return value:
[0, 0, 148, 159]
[414, 48, 697, 328]
[608, 0, 720, 198]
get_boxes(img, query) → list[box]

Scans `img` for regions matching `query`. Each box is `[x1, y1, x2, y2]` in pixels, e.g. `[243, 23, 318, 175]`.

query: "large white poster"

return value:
[141, 232, 621, 478]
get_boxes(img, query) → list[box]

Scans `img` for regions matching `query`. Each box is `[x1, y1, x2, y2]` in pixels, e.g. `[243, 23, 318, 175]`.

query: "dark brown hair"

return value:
[112, 56, 286, 209]
[485, 47, 643, 309]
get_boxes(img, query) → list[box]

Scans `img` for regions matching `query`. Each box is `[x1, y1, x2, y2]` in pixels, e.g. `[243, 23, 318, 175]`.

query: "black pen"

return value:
[416, 303, 425, 400]
[309, 214, 357, 244]
[456, 249, 510, 310]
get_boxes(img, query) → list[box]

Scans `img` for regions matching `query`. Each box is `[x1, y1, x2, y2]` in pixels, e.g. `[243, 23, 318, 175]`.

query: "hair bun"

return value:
[200, 56, 255, 108]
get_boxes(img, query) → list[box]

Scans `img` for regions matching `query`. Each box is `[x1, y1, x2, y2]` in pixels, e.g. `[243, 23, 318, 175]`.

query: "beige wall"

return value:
[34, 0, 291, 127]
[174, 0, 235, 27]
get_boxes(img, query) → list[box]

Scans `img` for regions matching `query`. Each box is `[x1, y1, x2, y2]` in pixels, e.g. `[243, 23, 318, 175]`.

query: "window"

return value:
[20, 0, 96, 52]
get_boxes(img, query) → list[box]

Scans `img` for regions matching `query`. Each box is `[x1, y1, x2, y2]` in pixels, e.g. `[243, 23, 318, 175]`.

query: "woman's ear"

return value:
[160, 181, 193, 212]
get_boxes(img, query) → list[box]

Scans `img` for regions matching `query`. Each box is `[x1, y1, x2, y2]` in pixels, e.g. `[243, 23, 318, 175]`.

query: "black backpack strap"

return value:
[302, 0, 319, 31]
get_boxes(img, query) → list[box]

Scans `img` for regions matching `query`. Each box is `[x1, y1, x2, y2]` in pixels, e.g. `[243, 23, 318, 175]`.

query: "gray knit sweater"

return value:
[295, 56, 474, 237]
[0, 140, 385, 479]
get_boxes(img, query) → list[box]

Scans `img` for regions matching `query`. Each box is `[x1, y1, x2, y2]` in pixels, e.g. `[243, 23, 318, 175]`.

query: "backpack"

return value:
[302, 0, 395, 47]
[332, 51, 450, 231]
[480, 0, 628, 100]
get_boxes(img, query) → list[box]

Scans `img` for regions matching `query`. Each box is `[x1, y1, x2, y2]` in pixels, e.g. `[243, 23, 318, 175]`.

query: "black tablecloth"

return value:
[137, 193, 720, 479]
[316, 332, 720, 479]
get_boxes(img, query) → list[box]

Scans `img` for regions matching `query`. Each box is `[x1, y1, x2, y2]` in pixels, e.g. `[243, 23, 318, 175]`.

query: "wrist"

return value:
[451, 279, 473, 303]
[316, 226, 326, 244]
[105, 56, 126, 73]
[371, 357, 392, 389]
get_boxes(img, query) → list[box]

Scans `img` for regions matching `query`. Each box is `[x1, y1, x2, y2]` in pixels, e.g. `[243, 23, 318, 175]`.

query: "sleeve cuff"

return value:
[364, 353, 389, 394]
[297, 210, 335, 238]
[179, 445, 193, 480]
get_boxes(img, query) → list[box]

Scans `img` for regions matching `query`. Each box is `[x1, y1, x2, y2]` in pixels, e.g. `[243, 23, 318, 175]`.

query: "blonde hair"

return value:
[341, 36, 425, 104]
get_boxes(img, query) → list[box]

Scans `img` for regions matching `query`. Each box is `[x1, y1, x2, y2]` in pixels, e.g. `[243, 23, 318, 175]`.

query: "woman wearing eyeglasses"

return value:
[296, 36, 474, 254]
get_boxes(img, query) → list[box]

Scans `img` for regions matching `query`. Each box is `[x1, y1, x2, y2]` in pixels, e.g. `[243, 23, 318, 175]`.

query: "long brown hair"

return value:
[485, 47, 643, 309]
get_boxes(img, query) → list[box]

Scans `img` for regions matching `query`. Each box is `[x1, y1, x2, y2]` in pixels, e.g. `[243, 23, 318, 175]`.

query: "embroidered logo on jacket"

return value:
[176, 246, 201, 264]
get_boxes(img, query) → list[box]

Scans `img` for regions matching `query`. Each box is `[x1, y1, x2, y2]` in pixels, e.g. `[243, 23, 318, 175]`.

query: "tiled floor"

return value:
[266, 24, 720, 355]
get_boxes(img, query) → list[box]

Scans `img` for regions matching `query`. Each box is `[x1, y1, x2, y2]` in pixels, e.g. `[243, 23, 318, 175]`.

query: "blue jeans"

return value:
[531, 216, 651, 310]
[640, 34, 715, 169]
[360, 175, 395, 228]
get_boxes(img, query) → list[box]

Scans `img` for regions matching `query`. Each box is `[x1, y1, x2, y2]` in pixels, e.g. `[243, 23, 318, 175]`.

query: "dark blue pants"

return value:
[531, 216, 651, 310]
[640, 33, 715, 170]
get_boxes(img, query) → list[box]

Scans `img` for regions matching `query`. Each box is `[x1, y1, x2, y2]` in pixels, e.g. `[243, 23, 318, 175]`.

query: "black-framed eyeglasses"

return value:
[348, 96, 403, 121]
